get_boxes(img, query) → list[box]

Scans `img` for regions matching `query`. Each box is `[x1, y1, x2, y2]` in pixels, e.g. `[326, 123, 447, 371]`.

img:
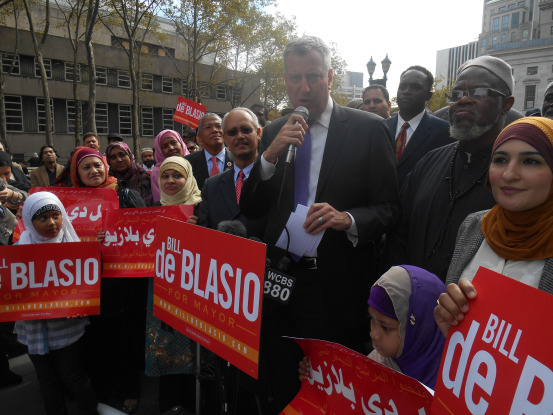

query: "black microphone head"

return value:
[217, 220, 247, 238]
[293, 106, 309, 122]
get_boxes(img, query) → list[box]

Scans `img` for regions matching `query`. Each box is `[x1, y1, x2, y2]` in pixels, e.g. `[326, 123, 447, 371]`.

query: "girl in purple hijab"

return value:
[150, 130, 189, 202]
[367, 265, 446, 389]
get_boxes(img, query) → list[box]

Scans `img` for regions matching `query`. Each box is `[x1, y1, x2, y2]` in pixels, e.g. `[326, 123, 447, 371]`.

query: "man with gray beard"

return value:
[384, 56, 515, 281]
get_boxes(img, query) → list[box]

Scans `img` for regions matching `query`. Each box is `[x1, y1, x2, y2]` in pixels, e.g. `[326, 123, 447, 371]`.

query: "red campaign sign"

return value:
[0, 242, 101, 322]
[433, 267, 553, 414]
[14, 187, 120, 243]
[101, 205, 193, 278]
[173, 96, 206, 128]
[283, 338, 434, 414]
[154, 217, 266, 379]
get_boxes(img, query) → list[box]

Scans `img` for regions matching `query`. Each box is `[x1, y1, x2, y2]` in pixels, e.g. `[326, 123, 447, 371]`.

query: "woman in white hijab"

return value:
[15, 191, 98, 415]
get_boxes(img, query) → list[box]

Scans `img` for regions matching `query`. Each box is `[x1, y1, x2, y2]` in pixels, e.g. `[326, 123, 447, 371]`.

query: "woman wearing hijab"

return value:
[105, 141, 153, 206]
[146, 156, 205, 413]
[69, 146, 146, 413]
[151, 130, 189, 203]
[14, 192, 98, 415]
[436, 117, 553, 336]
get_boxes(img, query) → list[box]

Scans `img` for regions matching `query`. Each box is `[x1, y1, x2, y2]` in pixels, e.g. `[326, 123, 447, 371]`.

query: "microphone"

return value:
[285, 106, 309, 164]
[216, 220, 247, 238]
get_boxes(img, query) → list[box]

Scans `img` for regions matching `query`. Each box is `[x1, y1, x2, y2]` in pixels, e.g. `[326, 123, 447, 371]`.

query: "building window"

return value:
[118, 104, 132, 135]
[492, 36, 498, 46]
[162, 108, 174, 130]
[118, 70, 131, 88]
[35, 58, 52, 78]
[518, 1, 525, 6]
[524, 85, 536, 109]
[64, 62, 81, 82]
[199, 82, 210, 99]
[502, 15, 510, 30]
[181, 79, 189, 96]
[37, 98, 54, 132]
[508, 3, 516, 9]
[492, 17, 500, 32]
[96, 67, 107, 85]
[482, 38, 487, 47]
[501, 34, 507, 43]
[217, 85, 227, 100]
[499, 6, 507, 12]
[523, 29, 528, 39]
[95, 102, 109, 134]
[141, 106, 154, 136]
[512, 12, 519, 28]
[527, 66, 538, 75]
[1, 53, 20, 75]
[141, 73, 153, 91]
[4, 95, 23, 131]
[66, 100, 83, 133]
[162, 77, 173, 93]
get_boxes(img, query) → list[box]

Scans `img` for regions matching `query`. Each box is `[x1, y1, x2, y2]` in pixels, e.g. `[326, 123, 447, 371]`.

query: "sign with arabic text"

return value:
[0, 242, 101, 322]
[101, 205, 193, 278]
[282, 338, 434, 415]
[154, 216, 266, 378]
[173, 96, 206, 128]
[432, 267, 553, 414]
[14, 187, 120, 242]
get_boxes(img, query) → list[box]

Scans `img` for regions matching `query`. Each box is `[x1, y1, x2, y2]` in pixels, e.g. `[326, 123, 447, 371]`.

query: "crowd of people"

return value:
[1, 34, 553, 415]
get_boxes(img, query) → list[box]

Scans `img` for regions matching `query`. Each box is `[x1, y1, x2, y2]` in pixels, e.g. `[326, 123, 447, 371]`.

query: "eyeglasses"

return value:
[446, 88, 507, 103]
[226, 127, 254, 137]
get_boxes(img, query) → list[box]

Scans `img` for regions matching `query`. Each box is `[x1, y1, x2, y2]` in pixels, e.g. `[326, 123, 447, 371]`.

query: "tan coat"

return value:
[30, 164, 64, 187]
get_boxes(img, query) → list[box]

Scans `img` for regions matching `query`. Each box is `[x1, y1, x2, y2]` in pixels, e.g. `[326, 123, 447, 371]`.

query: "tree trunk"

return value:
[86, 39, 97, 135]
[129, 48, 140, 157]
[73, 52, 81, 146]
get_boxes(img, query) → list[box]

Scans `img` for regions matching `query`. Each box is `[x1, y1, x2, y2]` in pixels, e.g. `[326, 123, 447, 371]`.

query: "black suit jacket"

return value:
[197, 167, 265, 238]
[240, 101, 400, 334]
[387, 112, 453, 188]
[184, 148, 233, 190]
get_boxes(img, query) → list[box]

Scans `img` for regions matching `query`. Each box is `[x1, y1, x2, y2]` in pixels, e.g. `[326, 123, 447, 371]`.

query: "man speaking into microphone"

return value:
[240, 36, 400, 411]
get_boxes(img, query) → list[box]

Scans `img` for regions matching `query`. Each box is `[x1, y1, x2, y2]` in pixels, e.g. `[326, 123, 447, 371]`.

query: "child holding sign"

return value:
[300, 265, 446, 389]
[14, 191, 98, 415]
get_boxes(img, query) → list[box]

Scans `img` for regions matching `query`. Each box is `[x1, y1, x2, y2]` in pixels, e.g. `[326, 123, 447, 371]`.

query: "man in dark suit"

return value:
[240, 36, 399, 412]
[197, 107, 264, 237]
[387, 65, 453, 188]
[184, 113, 233, 189]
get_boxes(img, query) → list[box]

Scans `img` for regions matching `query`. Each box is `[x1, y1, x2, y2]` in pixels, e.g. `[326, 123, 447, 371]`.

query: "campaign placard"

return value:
[153, 216, 266, 379]
[101, 205, 193, 278]
[173, 96, 206, 128]
[0, 242, 101, 322]
[283, 338, 434, 414]
[14, 187, 120, 242]
[432, 267, 553, 414]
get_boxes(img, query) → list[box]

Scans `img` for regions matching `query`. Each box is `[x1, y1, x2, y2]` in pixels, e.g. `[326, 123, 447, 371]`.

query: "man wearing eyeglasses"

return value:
[185, 113, 233, 189]
[197, 107, 265, 237]
[387, 66, 453, 189]
[385, 56, 515, 282]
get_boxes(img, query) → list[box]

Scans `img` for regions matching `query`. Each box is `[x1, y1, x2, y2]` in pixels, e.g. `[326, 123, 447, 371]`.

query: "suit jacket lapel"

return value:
[316, 103, 347, 201]
[398, 112, 430, 167]
[223, 149, 234, 171]
[40, 166, 49, 186]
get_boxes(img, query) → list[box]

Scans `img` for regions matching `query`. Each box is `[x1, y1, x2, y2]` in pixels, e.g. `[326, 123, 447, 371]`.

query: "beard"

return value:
[143, 160, 154, 168]
[450, 102, 502, 141]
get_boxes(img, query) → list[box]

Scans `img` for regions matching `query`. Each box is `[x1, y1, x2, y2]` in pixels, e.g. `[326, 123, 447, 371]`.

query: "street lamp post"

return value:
[366, 54, 392, 87]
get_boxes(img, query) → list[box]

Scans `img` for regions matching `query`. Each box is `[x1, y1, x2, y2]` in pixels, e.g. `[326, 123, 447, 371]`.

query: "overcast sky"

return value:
[268, 0, 484, 99]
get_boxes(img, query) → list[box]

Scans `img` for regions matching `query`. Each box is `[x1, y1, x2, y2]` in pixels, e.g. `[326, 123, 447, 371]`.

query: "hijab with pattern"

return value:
[19, 191, 80, 245]
[482, 116, 553, 261]
[70, 147, 118, 190]
[159, 156, 201, 206]
[368, 265, 445, 389]
[151, 130, 189, 202]
[106, 141, 153, 206]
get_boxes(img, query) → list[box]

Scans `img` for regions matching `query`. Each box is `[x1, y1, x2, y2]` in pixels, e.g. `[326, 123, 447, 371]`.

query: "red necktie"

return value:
[395, 122, 409, 161]
[235, 170, 245, 204]
[210, 156, 220, 177]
